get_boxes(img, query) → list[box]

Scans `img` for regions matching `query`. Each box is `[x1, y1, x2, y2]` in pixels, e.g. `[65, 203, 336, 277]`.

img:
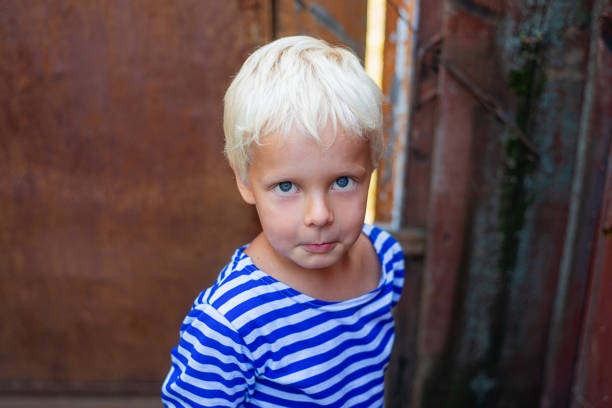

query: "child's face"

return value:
[236, 126, 373, 271]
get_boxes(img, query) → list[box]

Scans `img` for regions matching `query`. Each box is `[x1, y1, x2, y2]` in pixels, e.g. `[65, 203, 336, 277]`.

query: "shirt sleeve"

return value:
[390, 240, 405, 309]
[381, 230, 405, 309]
[161, 303, 255, 408]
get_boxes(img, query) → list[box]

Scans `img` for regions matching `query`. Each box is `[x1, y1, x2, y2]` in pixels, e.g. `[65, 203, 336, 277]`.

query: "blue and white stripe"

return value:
[162, 224, 405, 408]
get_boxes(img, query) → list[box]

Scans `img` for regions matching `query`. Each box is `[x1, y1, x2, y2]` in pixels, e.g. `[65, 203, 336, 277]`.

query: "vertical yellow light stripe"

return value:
[364, 0, 386, 224]
[365, 0, 386, 88]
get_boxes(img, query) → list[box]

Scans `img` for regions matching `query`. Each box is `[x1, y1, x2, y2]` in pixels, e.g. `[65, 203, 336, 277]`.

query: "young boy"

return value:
[162, 36, 405, 408]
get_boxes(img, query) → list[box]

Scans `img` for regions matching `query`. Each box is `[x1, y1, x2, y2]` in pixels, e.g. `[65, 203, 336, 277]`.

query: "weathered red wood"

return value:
[400, 0, 442, 230]
[571, 5, 612, 405]
[382, 0, 439, 402]
[541, 1, 612, 406]
[572, 147, 612, 408]
[414, 4, 486, 403]
[413, 0, 601, 406]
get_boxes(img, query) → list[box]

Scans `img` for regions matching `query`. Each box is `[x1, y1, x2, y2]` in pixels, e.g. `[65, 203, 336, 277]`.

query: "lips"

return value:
[302, 242, 336, 254]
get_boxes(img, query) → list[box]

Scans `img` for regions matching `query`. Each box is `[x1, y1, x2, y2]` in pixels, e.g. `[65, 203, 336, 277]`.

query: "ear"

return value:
[233, 169, 256, 205]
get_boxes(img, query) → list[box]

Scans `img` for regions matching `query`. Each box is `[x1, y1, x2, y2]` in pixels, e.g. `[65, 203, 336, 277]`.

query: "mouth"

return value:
[302, 242, 336, 254]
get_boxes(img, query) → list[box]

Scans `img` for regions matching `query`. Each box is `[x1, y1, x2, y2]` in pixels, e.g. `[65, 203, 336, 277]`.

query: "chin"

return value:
[293, 250, 345, 270]
[297, 259, 336, 270]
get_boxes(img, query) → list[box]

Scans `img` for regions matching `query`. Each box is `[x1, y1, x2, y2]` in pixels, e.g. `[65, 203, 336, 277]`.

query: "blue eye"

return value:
[336, 177, 349, 188]
[333, 176, 354, 190]
[275, 181, 296, 194]
[279, 182, 292, 191]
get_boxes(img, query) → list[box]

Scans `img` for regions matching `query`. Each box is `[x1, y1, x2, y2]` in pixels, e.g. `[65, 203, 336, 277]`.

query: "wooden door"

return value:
[570, 7, 612, 405]
[572, 148, 612, 407]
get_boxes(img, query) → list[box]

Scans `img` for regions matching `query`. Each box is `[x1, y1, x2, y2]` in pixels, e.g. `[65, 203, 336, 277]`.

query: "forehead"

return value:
[258, 126, 366, 156]
[248, 128, 371, 176]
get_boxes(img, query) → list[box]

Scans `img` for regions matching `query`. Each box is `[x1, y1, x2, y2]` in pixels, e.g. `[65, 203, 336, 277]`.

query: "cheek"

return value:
[332, 200, 368, 232]
[335, 191, 368, 214]
[256, 199, 301, 229]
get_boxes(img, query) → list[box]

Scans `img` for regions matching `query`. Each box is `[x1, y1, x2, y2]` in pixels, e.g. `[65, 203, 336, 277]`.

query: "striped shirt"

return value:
[162, 224, 405, 408]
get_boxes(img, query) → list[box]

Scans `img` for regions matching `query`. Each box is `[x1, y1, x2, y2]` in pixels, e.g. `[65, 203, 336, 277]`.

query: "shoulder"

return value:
[189, 246, 297, 331]
[178, 248, 251, 336]
[191, 246, 261, 313]
[177, 248, 267, 354]
[362, 224, 405, 306]
[362, 224, 404, 261]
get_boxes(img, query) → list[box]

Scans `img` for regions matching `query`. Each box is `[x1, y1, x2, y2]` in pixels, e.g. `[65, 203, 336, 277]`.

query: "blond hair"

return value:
[223, 36, 383, 181]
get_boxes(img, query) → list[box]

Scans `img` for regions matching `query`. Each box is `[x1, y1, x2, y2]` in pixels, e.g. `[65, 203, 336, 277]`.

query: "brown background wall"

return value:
[0, 0, 368, 398]
[0, 0, 267, 394]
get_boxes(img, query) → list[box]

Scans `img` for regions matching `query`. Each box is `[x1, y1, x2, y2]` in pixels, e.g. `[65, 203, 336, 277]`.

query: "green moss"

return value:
[499, 35, 544, 274]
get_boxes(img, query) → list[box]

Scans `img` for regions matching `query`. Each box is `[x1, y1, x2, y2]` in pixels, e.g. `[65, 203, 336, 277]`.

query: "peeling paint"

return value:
[376, 0, 419, 230]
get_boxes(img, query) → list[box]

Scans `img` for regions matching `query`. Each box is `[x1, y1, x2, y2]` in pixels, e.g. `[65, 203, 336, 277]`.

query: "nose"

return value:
[304, 193, 334, 227]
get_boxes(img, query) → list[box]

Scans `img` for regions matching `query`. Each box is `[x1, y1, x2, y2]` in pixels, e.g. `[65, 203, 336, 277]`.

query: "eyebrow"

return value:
[337, 166, 368, 178]
[262, 165, 367, 184]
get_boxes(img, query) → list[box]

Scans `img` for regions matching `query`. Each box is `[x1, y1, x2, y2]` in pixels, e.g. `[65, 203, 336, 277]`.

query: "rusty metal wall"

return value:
[275, 0, 368, 59]
[0, 0, 268, 394]
[0, 0, 372, 397]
